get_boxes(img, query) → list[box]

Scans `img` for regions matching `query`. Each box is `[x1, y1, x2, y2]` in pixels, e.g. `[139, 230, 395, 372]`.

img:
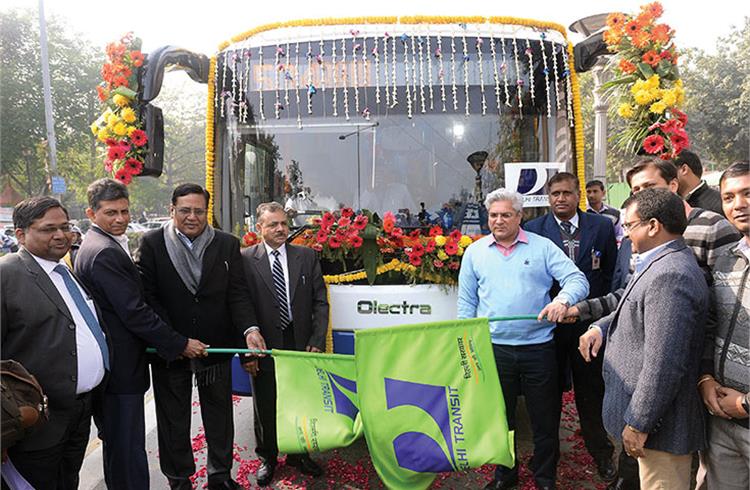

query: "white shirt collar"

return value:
[264, 241, 287, 258]
[685, 180, 707, 200]
[633, 239, 676, 274]
[553, 212, 580, 230]
[26, 249, 65, 276]
[92, 224, 130, 257]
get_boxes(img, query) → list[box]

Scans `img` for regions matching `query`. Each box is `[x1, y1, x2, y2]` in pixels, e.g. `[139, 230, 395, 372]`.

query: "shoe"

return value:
[256, 460, 276, 487]
[607, 477, 638, 490]
[286, 454, 323, 477]
[596, 457, 618, 482]
[168, 478, 193, 490]
[483, 477, 518, 490]
[207, 479, 241, 490]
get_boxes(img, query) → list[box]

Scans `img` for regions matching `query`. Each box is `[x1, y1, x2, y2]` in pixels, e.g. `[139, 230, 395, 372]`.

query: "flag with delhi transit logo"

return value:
[274, 317, 514, 489]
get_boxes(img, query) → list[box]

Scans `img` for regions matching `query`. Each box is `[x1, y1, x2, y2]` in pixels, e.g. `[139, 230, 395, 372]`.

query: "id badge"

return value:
[592, 250, 601, 270]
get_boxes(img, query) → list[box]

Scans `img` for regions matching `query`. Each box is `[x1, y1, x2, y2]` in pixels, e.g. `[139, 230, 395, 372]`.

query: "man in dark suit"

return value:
[1, 197, 109, 489]
[241, 202, 329, 487]
[137, 183, 258, 490]
[580, 188, 709, 488]
[75, 178, 206, 490]
[524, 171, 618, 481]
[673, 150, 724, 216]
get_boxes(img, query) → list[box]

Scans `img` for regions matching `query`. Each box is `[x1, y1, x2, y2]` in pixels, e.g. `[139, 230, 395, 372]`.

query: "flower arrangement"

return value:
[292, 209, 478, 285]
[602, 2, 689, 159]
[90, 33, 147, 185]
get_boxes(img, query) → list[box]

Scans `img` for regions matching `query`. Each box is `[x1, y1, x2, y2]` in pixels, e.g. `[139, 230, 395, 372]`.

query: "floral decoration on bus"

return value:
[260, 208, 480, 285]
[90, 33, 147, 185]
[602, 2, 689, 159]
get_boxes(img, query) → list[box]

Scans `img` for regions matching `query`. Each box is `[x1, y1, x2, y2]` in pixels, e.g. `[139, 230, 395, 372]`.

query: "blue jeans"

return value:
[492, 340, 559, 488]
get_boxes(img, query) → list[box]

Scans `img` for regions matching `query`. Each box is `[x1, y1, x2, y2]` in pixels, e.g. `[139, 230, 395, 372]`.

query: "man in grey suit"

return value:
[579, 188, 709, 489]
[1, 197, 109, 489]
[241, 202, 329, 487]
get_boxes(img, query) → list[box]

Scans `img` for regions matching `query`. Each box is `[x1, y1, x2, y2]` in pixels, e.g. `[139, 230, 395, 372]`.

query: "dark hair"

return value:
[586, 179, 605, 191]
[622, 187, 687, 235]
[87, 178, 129, 211]
[625, 158, 678, 187]
[719, 161, 749, 188]
[672, 150, 703, 178]
[13, 196, 68, 230]
[547, 172, 580, 192]
[171, 183, 210, 207]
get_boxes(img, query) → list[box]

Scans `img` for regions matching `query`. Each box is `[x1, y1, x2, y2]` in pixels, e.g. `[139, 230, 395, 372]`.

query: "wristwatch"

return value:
[742, 394, 749, 414]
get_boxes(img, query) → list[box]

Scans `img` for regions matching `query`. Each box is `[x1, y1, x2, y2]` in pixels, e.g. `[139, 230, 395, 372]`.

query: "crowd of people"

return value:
[459, 156, 748, 490]
[1, 153, 747, 490]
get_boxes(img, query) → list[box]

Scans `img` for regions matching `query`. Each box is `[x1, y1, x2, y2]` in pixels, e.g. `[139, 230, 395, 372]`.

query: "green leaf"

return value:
[112, 86, 137, 99]
[360, 236, 380, 285]
[600, 74, 639, 91]
[637, 63, 655, 78]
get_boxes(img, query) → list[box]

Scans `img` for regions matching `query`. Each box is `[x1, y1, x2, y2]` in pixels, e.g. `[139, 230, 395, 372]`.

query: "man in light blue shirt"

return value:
[458, 188, 588, 490]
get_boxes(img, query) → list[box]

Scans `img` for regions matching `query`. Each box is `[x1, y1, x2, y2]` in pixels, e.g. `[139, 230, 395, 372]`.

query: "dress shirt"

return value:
[264, 242, 293, 322]
[494, 229, 529, 257]
[29, 252, 106, 393]
[633, 240, 676, 274]
[92, 224, 131, 259]
[176, 229, 194, 250]
[553, 212, 580, 233]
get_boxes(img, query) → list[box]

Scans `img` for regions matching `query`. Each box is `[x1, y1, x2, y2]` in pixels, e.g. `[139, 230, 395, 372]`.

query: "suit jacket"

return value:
[75, 227, 186, 394]
[611, 237, 633, 291]
[524, 209, 617, 299]
[136, 227, 257, 366]
[1, 248, 110, 450]
[241, 243, 328, 363]
[599, 239, 708, 454]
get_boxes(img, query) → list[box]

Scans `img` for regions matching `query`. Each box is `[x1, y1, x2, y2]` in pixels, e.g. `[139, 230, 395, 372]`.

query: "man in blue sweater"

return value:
[458, 188, 589, 490]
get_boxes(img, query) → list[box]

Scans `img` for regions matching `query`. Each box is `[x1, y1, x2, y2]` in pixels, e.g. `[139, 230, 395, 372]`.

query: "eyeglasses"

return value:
[175, 207, 207, 217]
[30, 224, 73, 234]
[622, 220, 646, 232]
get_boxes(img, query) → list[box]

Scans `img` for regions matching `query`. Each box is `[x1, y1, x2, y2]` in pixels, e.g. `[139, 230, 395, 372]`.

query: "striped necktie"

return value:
[271, 250, 290, 330]
[53, 264, 110, 370]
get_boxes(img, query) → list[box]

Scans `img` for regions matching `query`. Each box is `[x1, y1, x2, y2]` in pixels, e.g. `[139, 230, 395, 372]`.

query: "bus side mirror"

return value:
[140, 104, 164, 177]
[573, 32, 609, 72]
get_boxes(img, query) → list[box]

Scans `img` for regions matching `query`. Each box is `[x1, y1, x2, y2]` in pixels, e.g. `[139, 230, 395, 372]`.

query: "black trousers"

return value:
[96, 392, 150, 490]
[492, 341, 559, 488]
[250, 327, 296, 463]
[4, 393, 92, 490]
[151, 360, 235, 486]
[554, 323, 614, 463]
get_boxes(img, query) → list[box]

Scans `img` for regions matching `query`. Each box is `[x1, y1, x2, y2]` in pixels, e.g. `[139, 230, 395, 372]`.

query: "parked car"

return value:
[142, 220, 167, 230]
[126, 223, 148, 234]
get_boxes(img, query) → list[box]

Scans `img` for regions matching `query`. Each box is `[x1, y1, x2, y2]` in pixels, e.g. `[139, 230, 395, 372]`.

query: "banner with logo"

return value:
[274, 350, 363, 454]
[354, 318, 514, 489]
[504, 162, 566, 207]
[329, 284, 458, 330]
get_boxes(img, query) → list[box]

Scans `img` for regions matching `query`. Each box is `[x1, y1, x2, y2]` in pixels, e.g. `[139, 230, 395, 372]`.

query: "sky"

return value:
[3, 0, 748, 56]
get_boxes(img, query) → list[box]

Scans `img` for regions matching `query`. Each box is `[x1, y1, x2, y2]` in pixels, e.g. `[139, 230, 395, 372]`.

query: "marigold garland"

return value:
[206, 55, 217, 225]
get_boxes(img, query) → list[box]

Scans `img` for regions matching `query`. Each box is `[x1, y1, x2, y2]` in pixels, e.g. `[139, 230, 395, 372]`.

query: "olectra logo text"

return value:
[357, 300, 432, 315]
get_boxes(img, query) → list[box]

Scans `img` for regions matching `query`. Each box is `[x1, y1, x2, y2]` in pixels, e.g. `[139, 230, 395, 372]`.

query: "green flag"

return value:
[354, 318, 514, 490]
[273, 350, 363, 454]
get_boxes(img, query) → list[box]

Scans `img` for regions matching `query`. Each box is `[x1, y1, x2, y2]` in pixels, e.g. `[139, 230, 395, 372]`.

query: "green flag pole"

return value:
[145, 315, 543, 356]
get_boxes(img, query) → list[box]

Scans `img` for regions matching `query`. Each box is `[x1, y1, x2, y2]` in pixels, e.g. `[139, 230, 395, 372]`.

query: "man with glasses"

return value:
[1, 197, 109, 489]
[565, 159, 740, 489]
[136, 183, 258, 490]
[579, 188, 709, 489]
[458, 188, 589, 490]
[76, 179, 205, 490]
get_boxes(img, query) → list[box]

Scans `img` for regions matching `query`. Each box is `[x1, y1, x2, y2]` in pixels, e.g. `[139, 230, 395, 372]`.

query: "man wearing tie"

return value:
[241, 202, 329, 487]
[1, 197, 109, 489]
[524, 172, 619, 482]
[75, 178, 206, 489]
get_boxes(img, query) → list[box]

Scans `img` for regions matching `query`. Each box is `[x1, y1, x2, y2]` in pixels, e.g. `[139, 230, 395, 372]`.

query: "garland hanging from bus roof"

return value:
[204, 15, 589, 215]
[90, 33, 147, 185]
[601, 1, 689, 159]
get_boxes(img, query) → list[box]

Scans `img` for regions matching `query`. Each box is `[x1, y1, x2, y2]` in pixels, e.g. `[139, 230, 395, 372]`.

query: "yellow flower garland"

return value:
[205, 16, 586, 220]
[205, 55, 217, 225]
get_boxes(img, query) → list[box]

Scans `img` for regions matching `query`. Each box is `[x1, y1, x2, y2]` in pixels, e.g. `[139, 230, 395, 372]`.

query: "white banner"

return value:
[328, 284, 458, 331]
[504, 162, 566, 207]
